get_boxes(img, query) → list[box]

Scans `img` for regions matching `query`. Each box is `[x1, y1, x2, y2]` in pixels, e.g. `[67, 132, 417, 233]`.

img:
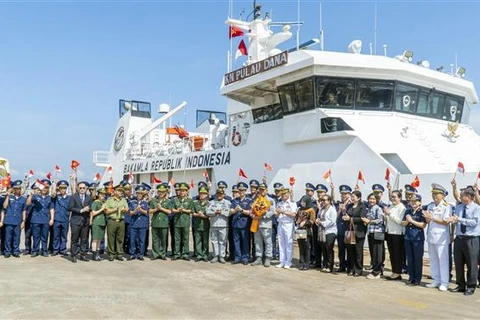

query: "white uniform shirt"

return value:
[386, 202, 406, 235]
[426, 202, 451, 245]
[277, 199, 297, 224]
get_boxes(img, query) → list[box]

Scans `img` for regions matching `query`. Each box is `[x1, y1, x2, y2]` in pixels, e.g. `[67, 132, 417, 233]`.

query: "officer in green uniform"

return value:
[104, 184, 128, 261]
[171, 182, 194, 260]
[150, 183, 172, 260]
[193, 186, 211, 262]
[90, 188, 107, 261]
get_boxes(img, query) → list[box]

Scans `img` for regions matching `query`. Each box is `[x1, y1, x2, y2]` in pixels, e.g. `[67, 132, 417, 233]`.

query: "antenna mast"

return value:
[374, 1, 377, 55]
[319, 1, 324, 51]
[296, 0, 301, 50]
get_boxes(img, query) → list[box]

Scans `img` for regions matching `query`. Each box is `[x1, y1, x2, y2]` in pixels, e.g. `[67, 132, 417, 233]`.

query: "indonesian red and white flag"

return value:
[264, 163, 273, 171]
[36, 179, 47, 190]
[358, 171, 365, 184]
[235, 39, 248, 59]
[190, 179, 194, 189]
[93, 173, 101, 182]
[71, 160, 80, 171]
[323, 169, 332, 183]
[54, 165, 61, 173]
[128, 171, 134, 184]
[152, 175, 162, 184]
[168, 178, 175, 187]
[27, 170, 34, 178]
[411, 175, 420, 188]
[203, 169, 209, 182]
[457, 162, 465, 175]
[289, 176, 296, 187]
[106, 166, 113, 174]
[238, 168, 248, 179]
[46, 172, 52, 180]
[385, 168, 391, 182]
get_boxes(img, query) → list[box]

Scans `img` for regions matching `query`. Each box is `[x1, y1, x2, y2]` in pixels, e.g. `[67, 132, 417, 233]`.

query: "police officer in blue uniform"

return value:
[0, 192, 5, 255]
[27, 179, 54, 257]
[51, 180, 71, 256]
[230, 182, 252, 265]
[128, 185, 150, 260]
[1, 180, 27, 258]
[335, 184, 352, 272]
[23, 182, 39, 255]
[226, 183, 238, 261]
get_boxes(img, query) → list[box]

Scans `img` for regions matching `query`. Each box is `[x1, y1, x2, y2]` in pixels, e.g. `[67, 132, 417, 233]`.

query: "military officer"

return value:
[171, 182, 194, 260]
[90, 188, 107, 261]
[1, 180, 26, 258]
[230, 182, 252, 265]
[403, 185, 417, 208]
[271, 182, 284, 260]
[150, 183, 171, 260]
[226, 184, 239, 261]
[23, 182, 39, 255]
[217, 181, 232, 201]
[167, 182, 181, 256]
[0, 192, 5, 255]
[372, 184, 386, 208]
[193, 186, 211, 262]
[128, 185, 150, 260]
[251, 182, 276, 267]
[334, 184, 352, 272]
[207, 188, 231, 263]
[104, 184, 128, 261]
[424, 183, 451, 292]
[191, 181, 208, 259]
[51, 180, 71, 256]
[26, 179, 54, 257]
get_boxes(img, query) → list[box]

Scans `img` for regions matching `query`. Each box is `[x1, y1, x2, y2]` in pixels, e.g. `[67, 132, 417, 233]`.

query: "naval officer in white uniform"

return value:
[424, 183, 452, 292]
[275, 187, 297, 269]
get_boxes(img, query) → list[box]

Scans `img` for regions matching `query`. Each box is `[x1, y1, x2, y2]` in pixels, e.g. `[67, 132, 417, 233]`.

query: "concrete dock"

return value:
[0, 248, 478, 319]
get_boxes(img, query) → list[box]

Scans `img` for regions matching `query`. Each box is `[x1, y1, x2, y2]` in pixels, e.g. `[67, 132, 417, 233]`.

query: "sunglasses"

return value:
[79, 187, 87, 190]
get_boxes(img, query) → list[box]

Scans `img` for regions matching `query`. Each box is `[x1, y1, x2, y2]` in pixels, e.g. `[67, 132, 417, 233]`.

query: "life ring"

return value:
[231, 131, 242, 146]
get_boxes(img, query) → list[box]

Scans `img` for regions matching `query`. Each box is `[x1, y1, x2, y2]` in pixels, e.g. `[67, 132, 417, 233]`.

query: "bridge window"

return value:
[316, 78, 354, 108]
[417, 90, 444, 119]
[355, 80, 394, 110]
[444, 95, 464, 122]
[252, 103, 283, 124]
[278, 83, 298, 115]
[295, 78, 315, 112]
[395, 84, 419, 114]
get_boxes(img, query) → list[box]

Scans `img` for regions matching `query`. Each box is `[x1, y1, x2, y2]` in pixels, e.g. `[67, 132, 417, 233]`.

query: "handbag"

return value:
[373, 232, 385, 241]
[295, 229, 308, 240]
[344, 221, 356, 245]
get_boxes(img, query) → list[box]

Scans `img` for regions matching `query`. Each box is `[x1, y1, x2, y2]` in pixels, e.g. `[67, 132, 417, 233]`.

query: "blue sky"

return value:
[1, 0, 480, 181]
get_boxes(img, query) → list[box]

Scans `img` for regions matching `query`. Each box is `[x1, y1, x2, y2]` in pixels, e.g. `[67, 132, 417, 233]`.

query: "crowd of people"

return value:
[1, 176, 479, 296]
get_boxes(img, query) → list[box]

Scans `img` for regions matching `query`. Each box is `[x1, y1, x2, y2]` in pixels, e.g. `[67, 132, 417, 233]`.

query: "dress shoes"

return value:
[450, 286, 465, 293]
[71, 256, 77, 263]
[465, 288, 475, 296]
[41, 252, 49, 257]
[128, 256, 135, 261]
[108, 256, 115, 261]
[51, 252, 59, 257]
[116, 256, 125, 261]
[31, 253, 39, 258]
[79, 255, 89, 262]
[181, 256, 190, 261]
[137, 256, 145, 261]
[13, 254, 20, 258]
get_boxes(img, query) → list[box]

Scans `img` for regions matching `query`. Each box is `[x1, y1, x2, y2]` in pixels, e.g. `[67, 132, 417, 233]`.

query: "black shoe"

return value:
[365, 265, 373, 271]
[13, 254, 20, 258]
[60, 251, 68, 256]
[108, 256, 114, 261]
[31, 253, 39, 258]
[195, 258, 201, 262]
[128, 256, 135, 261]
[172, 256, 179, 261]
[137, 256, 144, 261]
[182, 256, 190, 261]
[79, 255, 89, 262]
[4, 255, 10, 259]
[93, 255, 102, 261]
[71, 256, 77, 263]
[464, 288, 475, 296]
[336, 267, 346, 273]
[41, 252, 49, 257]
[161, 256, 167, 260]
[451, 286, 466, 293]
[116, 256, 125, 261]
[51, 252, 59, 257]
[242, 261, 249, 265]
[386, 275, 402, 281]
[23, 251, 30, 255]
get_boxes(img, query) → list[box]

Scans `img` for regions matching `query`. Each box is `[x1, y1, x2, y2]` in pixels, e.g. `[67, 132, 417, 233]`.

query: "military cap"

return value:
[113, 184, 124, 191]
[198, 181, 208, 188]
[97, 188, 107, 194]
[372, 184, 385, 193]
[31, 182, 39, 189]
[216, 188, 225, 194]
[141, 182, 152, 192]
[249, 179, 260, 188]
[404, 185, 417, 194]
[174, 182, 180, 190]
[199, 186, 209, 194]
[156, 184, 168, 192]
[258, 182, 267, 190]
[411, 194, 422, 202]
[121, 181, 132, 190]
[41, 179, 52, 187]
[179, 182, 189, 191]
[217, 181, 228, 189]
[162, 182, 169, 189]
[57, 180, 69, 188]
[232, 184, 239, 192]
[273, 182, 284, 191]
[135, 185, 148, 193]
[237, 182, 248, 190]
[431, 183, 448, 196]
[315, 184, 328, 193]
[280, 187, 289, 194]
[305, 183, 315, 191]
[11, 180, 23, 188]
[339, 185, 352, 193]
[88, 182, 98, 189]
[103, 181, 111, 188]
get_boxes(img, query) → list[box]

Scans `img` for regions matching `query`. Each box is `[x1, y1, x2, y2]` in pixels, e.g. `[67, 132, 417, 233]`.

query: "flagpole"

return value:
[229, 0, 233, 72]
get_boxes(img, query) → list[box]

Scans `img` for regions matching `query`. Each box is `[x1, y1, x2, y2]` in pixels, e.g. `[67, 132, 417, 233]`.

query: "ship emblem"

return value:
[114, 126, 126, 151]
[442, 121, 459, 143]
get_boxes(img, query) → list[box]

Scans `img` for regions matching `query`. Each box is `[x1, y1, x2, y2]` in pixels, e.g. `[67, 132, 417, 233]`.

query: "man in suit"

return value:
[68, 181, 92, 263]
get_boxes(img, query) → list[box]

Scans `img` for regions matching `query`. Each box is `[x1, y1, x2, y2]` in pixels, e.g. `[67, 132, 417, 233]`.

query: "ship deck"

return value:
[0, 242, 477, 319]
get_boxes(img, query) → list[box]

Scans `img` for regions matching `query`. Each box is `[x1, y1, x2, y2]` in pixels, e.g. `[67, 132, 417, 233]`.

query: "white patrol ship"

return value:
[94, 2, 479, 200]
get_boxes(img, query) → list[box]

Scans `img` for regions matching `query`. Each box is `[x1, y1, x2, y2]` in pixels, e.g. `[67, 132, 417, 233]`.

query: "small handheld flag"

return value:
[152, 175, 162, 184]
[54, 165, 61, 173]
[128, 171, 134, 184]
[238, 168, 248, 179]
[107, 166, 113, 174]
[323, 169, 332, 183]
[46, 172, 52, 180]
[93, 173, 101, 182]
[385, 168, 391, 182]
[27, 170, 35, 178]
[36, 179, 47, 190]
[289, 177, 296, 187]
[411, 175, 420, 188]
[264, 163, 273, 171]
[71, 160, 80, 171]
[357, 171, 365, 184]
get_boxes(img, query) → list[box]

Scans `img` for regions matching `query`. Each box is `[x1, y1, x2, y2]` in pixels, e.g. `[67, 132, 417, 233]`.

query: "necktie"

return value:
[461, 205, 467, 234]
[81, 195, 85, 206]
